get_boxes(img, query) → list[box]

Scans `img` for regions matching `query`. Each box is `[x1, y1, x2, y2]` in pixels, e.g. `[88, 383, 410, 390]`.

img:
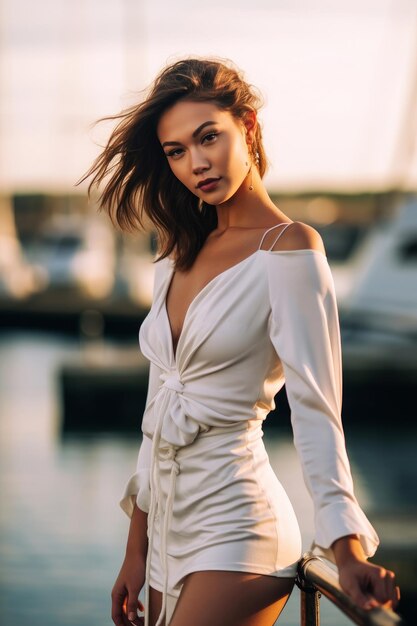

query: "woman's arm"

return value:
[265, 226, 379, 557]
[332, 533, 365, 564]
[126, 504, 149, 560]
[265, 222, 399, 610]
[112, 360, 162, 625]
[111, 504, 148, 625]
[332, 534, 400, 610]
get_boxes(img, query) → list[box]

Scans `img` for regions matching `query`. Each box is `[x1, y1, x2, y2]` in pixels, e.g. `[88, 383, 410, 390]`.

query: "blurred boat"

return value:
[0, 212, 150, 334]
[340, 194, 417, 339]
[23, 215, 85, 294]
[336, 195, 417, 426]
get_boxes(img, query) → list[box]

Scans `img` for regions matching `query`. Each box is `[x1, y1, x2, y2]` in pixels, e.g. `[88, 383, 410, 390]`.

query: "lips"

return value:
[197, 177, 221, 189]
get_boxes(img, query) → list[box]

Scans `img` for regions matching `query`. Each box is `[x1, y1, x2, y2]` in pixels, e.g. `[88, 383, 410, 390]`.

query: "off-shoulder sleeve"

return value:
[266, 250, 380, 559]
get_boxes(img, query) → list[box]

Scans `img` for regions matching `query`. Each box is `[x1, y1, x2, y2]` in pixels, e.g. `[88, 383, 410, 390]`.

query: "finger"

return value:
[359, 592, 379, 610]
[386, 583, 401, 610]
[126, 592, 144, 624]
[384, 571, 399, 609]
[362, 569, 400, 611]
[370, 568, 392, 605]
[112, 587, 130, 626]
[350, 580, 379, 610]
[127, 612, 141, 626]
[343, 577, 378, 610]
[372, 568, 399, 608]
[344, 582, 378, 610]
[118, 592, 142, 626]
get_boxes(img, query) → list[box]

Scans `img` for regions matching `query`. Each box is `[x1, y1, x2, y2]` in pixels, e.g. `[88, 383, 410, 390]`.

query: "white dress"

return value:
[120, 223, 380, 626]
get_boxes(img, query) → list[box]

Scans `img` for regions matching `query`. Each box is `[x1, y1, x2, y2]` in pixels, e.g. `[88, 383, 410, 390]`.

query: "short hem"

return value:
[173, 562, 297, 592]
[149, 580, 164, 594]
[150, 567, 297, 601]
[149, 562, 298, 601]
[180, 563, 297, 579]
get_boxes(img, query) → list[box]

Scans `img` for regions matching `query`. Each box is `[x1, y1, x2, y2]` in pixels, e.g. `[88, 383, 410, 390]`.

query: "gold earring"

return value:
[249, 149, 259, 191]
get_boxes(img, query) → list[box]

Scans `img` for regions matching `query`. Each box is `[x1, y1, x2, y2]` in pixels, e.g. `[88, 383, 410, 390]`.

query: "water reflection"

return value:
[0, 332, 413, 625]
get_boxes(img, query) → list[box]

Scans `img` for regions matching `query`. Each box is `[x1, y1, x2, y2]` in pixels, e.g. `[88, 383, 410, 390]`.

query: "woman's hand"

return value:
[111, 554, 146, 626]
[331, 534, 400, 611]
[338, 558, 400, 611]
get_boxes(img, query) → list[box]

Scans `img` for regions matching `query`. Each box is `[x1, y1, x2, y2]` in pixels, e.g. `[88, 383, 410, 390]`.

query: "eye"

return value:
[165, 132, 218, 159]
[202, 132, 218, 143]
[166, 147, 183, 158]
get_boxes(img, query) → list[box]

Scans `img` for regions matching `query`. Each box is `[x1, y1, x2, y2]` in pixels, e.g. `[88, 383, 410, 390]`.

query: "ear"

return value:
[242, 110, 257, 143]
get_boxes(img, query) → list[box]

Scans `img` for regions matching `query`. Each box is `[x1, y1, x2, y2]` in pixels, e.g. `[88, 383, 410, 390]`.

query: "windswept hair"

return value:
[76, 56, 268, 270]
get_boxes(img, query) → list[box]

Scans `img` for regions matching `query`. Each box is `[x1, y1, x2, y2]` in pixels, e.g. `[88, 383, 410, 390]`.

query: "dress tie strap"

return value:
[144, 372, 182, 626]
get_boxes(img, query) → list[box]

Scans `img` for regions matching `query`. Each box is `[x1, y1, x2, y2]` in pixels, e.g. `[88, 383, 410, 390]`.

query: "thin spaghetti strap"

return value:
[267, 221, 294, 251]
[257, 223, 288, 251]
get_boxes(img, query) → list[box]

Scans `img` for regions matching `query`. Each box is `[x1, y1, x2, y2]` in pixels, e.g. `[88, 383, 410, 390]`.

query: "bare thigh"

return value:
[149, 586, 164, 626]
[162, 571, 295, 626]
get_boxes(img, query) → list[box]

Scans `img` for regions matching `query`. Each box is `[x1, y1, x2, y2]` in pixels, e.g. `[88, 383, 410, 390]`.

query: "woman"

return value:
[78, 57, 400, 626]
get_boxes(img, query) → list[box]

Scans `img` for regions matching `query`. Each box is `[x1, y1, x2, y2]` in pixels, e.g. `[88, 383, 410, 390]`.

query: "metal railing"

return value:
[295, 552, 406, 626]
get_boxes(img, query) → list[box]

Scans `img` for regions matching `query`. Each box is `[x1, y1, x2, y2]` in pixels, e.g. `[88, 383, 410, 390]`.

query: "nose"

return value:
[190, 147, 210, 175]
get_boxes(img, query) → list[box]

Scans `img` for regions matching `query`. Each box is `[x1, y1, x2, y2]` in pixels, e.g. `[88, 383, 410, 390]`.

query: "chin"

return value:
[218, 188, 239, 204]
[200, 191, 227, 204]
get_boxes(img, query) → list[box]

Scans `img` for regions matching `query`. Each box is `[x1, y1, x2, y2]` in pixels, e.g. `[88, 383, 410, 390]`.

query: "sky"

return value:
[0, 0, 416, 193]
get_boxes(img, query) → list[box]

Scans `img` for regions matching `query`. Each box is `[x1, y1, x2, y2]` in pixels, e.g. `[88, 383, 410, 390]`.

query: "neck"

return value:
[214, 168, 282, 230]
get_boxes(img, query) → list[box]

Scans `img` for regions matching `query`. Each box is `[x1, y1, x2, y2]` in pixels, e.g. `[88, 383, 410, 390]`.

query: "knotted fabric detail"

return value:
[159, 370, 185, 393]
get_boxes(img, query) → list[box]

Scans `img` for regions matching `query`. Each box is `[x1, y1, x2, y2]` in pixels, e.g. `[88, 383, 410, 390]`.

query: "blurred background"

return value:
[1, 1, 416, 624]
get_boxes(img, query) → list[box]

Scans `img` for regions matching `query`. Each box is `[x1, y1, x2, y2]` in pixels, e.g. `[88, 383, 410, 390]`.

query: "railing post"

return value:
[300, 585, 321, 626]
[296, 556, 322, 626]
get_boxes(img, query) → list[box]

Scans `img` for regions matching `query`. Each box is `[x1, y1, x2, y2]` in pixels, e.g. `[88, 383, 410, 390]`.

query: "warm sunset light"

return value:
[0, 3, 414, 625]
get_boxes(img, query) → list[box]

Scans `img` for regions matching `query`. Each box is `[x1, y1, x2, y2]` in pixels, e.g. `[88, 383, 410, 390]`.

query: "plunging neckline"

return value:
[162, 247, 327, 362]
[163, 250, 261, 361]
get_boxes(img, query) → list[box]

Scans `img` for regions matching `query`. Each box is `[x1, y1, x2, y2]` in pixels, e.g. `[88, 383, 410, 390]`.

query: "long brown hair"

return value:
[76, 56, 268, 270]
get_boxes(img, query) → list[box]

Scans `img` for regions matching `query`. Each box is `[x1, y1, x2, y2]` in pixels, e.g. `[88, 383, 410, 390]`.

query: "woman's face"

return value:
[157, 100, 255, 202]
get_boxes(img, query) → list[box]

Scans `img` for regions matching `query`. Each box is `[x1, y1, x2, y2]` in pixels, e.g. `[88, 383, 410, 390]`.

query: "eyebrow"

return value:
[161, 121, 218, 148]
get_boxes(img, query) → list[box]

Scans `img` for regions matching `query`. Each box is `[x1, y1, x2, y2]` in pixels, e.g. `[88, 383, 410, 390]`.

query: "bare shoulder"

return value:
[268, 221, 326, 255]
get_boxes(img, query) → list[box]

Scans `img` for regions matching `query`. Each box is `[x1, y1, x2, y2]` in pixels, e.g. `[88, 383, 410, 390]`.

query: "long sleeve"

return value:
[119, 360, 163, 517]
[266, 249, 380, 559]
